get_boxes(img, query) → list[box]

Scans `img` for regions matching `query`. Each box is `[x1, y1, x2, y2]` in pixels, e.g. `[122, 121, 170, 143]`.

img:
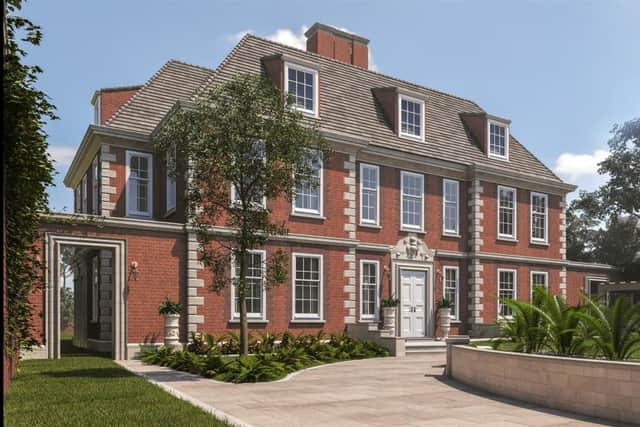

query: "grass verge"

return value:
[4, 355, 231, 426]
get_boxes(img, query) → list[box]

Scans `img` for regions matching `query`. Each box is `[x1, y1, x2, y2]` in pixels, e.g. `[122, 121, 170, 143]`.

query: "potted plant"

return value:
[436, 297, 453, 339]
[158, 296, 182, 348]
[381, 296, 399, 335]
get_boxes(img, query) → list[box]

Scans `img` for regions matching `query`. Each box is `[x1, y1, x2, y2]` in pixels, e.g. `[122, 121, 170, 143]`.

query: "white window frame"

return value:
[81, 175, 88, 214]
[125, 150, 153, 218]
[360, 260, 379, 321]
[530, 271, 548, 300]
[442, 266, 460, 321]
[230, 249, 267, 321]
[497, 185, 517, 240]
[165, 150, 176, 214]
[442, 179, 460, 235]
[359, 163, 380, 227]
[400, 170, 424, 231]
[292, 153, 323, 217]
[497, 268, 517, 320]
[398, 94, 425, 142]
[91, 256, 99, 323]
[284, 62, 319, 117]
[530, 192, 548, 244]
[487, 120, 509, 160]
[91, 156, 100, 215]
[291, 253, 323, 321]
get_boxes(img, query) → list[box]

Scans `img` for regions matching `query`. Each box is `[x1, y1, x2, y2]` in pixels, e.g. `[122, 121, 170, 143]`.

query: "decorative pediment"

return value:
[391, 234, 435, 262]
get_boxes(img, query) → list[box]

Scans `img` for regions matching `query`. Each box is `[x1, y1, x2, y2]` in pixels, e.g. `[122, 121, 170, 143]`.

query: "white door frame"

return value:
[392, 260, 434, 337]
[44, 233, 127, 360]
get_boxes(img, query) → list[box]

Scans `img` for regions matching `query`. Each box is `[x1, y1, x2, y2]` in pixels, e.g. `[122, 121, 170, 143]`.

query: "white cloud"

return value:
[48, 145, 76, 169]
[264, 26, 308, 50]
[554, 149, 608, 182]
[368, 51, 378, 72]
[224, 29, 253, 44]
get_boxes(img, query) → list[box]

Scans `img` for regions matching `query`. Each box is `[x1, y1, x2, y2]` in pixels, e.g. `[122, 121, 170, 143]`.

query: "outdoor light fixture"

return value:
[130, 260, 139, 281]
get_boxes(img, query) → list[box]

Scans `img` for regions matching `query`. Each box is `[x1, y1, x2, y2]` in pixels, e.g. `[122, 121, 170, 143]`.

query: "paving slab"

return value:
[118, 355, 628, 427]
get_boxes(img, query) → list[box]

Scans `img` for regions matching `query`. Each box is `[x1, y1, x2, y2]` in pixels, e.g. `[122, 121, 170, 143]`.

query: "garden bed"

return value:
[141, 331, 389, 383]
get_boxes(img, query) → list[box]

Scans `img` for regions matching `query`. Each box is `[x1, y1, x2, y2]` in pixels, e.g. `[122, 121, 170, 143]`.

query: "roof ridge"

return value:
[105, 61, 174, 126]
[167, 58, 216, 73]
[246, 34, 484, 111]
[190, 34, 252, 101]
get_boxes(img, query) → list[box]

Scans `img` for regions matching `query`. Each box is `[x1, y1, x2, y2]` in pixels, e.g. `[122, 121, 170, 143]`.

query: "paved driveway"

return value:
[120, 354, 620, 427]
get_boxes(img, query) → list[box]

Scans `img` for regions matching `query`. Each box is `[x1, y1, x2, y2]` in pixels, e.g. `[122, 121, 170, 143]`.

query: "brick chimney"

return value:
[91, 85, 141, 125]
[304, 23, 369, 69]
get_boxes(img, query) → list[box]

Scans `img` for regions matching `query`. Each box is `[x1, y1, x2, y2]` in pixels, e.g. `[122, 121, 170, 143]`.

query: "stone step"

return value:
[404, 338, 447, 354]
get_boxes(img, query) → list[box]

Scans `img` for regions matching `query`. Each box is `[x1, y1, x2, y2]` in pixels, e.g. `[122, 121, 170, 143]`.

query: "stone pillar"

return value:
[559, 198, 568, 298]
[467, 178, 484, 333]
[187, 232, 204, 335]
[98, 250, 113, 341]
[342, 154, 357, 324]
[100, 145, 117, 216]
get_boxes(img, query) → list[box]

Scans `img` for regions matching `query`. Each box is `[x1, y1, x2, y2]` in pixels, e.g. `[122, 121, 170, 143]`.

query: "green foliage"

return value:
[566, 117, 640, 278]
[381, 296, 399, 307]
[436, 297, 453, 309]
[142, 331, 390, 383]
[153, 73, 329, 355]
[4, 0, 56, 356]
[158, 296, 182, 315]
[578, 296, 640, 360]
[60, 286, 74, 330]
[494, 288, 640, 360]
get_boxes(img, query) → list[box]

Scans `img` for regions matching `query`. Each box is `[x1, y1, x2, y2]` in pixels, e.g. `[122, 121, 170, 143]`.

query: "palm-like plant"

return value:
[578, 295, 640, 360]
[532, 287, 587, 356]
[494, 295, 547, 353]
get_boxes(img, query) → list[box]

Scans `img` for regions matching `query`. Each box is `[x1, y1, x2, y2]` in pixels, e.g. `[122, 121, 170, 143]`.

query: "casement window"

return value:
[231, 250, 266, 320]
[292, 253, 323, 320]
[75, 185, 81, 213]
[497, 269, 517, 319]
[401, 171, 424, 230]
[293, 152, 322, 216]
[398, 95, 424, 141]
[488, 121, 509, 160]
[530, 271, 548, 300]
[530, 192, 548, 243]
[91, 156, 100, 215]
[443, 266, 460, 320]
[360, 163, 379, 226]
[81, 175, 88, 213]
[442, 179, 459, 235]
[91, 256, 99, 323]
[497, 186, 517, 240]
[166, 149, 176, 213]
[126, 151, 153, 218]
[285, 63, 318, 116]
[360, 260, 379, 321]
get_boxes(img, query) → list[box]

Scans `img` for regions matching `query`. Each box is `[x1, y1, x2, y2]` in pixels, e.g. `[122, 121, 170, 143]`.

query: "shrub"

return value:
[158, 296, 181, 315]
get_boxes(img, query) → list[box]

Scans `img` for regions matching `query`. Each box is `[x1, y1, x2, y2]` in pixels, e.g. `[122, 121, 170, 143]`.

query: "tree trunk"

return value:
[238, 248, 249, 356]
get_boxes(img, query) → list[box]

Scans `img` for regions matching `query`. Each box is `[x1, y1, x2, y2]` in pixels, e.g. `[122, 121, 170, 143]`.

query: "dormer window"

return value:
[488, 121, 509, 160]
[398, 95, 424, 141]
[285, 62, 318, 116]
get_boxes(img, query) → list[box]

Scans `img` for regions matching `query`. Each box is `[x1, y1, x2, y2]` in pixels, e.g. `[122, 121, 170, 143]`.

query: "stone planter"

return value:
[163, 313, 180, 348]
[438, 308, 452, 339]
[382, 307, 396, 335]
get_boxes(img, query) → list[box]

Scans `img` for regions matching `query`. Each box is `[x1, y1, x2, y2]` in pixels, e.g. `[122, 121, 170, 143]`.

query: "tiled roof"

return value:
[104, 35, 561, 182]
[105, 60, 214, 134]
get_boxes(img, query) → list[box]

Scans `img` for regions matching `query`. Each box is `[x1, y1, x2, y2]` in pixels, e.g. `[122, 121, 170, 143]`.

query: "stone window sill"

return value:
[290, 212, 326, 220]
[530, 240, 550, 247]
[497, 237, 518, 243]
[290, 319, 325, 324]
[359, 223, 382, 229]
[442, 233, 461, 239]
[228, 319, 268, 324]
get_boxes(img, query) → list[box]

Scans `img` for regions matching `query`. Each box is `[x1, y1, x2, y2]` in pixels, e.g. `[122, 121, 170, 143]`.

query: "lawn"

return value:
[4, 353, 231, 426]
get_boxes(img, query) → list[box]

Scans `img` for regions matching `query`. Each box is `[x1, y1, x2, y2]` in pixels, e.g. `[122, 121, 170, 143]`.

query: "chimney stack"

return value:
[304, 23, 369, 69]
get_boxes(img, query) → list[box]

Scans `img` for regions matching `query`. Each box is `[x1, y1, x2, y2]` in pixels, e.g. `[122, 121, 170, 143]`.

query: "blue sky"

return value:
[20, 0, 640, 211]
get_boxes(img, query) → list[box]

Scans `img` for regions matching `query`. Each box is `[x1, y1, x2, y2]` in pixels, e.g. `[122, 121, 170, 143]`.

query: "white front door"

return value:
[400, 269, 427, 337]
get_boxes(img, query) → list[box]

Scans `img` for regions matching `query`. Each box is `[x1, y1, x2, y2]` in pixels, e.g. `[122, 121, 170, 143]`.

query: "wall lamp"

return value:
[130, 261, 139, 281]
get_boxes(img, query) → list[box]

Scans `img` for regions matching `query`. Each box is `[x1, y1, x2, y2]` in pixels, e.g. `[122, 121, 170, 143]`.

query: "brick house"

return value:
[32, 23, 613, 359]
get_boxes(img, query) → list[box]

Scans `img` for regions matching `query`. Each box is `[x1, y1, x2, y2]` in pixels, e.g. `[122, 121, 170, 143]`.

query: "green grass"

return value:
[4, 349, 231, 426]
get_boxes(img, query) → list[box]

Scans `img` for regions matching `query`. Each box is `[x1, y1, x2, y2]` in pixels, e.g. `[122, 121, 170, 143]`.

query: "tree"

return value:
[154, 74, 328, 355]
[4, 0, 55, 359]
[566, 118, 640, 277]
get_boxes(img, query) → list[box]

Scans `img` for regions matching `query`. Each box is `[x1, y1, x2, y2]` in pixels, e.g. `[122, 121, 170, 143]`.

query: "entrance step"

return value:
[404, 338, 447, 355]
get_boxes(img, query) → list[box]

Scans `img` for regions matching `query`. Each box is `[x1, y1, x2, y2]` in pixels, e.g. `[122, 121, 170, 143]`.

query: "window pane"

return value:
[295, 256, 321, 316]
[294, 153, 321, 213]
[490, 123, 507, 157]
[498, 271, 515, 317]
[444, 268, 458, 319]
[361, 262, 378, 317]
[287, 66, 315, 113]
[400, 97, 422, 137]
[233, 252, 264, 316]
